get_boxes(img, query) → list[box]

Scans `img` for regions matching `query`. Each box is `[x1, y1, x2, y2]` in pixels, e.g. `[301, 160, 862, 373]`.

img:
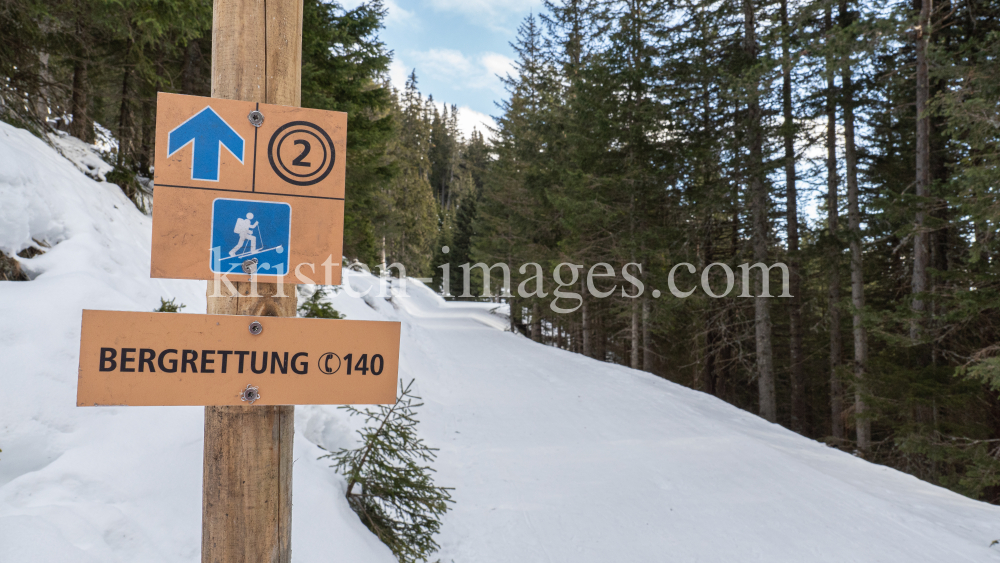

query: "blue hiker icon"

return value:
[210, 198, 291, 275]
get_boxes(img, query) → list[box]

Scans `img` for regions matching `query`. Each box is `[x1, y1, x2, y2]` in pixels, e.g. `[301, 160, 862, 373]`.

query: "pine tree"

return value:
[379, 72, 437, 275]
[837, 0, 871, 452]
[153, 297, 185, 312]
[297, 286, 345, 319]
[323, 380, 453, 563]
[476, 14, 560, 311]
[740, 0, 777, 422]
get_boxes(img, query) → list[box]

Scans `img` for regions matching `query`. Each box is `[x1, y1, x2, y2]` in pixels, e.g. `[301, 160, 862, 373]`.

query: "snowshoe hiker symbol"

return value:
[210, 199, 291, 275]
[230, 213, 259, 257]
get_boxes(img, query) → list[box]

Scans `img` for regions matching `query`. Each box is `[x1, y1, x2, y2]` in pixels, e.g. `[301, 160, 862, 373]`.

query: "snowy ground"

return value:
[2, 119, 1000, 562]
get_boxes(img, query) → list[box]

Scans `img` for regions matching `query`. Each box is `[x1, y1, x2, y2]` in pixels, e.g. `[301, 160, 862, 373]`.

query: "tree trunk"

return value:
[743, 0, 776, 422]
[117, 51, 134, 171]
[702, 308, 717, 395]
[32, 51, 52, 120]
[631, 297, 640, 369]
[719, 304, 733, 402]
[826, 6, 845, 442]
[596, 303, 606, 361]
[698, 228, 714, 393]
[182, 39, 203, 95]
[531, 302, 541, 342]
[642, 294, 651, 371]
[782, 0, 806, 434]
[911, 0, 932, 340]
[138, 97, 155, 176]
[842, 0, 870, 452]
[69, 58, 91, 142]
[581, 281, 592, 357]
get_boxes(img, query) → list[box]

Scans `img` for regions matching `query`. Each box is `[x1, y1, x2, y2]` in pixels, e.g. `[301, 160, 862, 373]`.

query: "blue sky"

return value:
[345, 0, 543, 137]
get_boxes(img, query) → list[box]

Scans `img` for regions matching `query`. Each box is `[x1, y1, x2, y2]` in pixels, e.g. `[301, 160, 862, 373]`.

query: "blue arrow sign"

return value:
[167, 106, 244, 182]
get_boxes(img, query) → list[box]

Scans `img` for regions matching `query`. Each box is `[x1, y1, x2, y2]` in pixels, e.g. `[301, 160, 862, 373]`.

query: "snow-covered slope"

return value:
[2, 119, 1000, 562]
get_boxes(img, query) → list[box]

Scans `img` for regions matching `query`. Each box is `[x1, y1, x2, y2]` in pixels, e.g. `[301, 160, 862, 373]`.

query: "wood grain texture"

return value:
[211, 0, 266, 103]
[206, 280, 298, 317]
[202, 405, 293, 563]
[266, 0, 302, 107]
[204, 0, 303, 560]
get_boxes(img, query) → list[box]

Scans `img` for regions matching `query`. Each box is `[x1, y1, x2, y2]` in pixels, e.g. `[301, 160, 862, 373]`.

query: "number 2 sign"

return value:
[150, 93, 347, 283]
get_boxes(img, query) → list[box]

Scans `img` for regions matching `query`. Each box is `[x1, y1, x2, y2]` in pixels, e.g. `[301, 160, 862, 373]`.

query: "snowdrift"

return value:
[2, 120, 1000, 562]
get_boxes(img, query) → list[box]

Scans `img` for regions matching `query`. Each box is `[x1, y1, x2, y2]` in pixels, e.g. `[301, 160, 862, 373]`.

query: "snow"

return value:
[47, 130, 115, 183]
[2, 118, 1000, 562]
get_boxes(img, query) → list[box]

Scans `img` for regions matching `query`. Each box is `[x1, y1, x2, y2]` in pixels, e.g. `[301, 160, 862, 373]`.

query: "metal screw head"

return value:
[240, 384, 261, 404]
[248, 110, 264, 127]
[242, 257, 258, 275]
[248, 321, 263, 335]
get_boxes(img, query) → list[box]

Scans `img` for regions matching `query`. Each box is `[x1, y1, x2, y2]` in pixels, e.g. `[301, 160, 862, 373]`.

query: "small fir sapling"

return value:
[297, 286, 345, 319]
[154, 297, 185, 312]
[321, 380, 453, 563]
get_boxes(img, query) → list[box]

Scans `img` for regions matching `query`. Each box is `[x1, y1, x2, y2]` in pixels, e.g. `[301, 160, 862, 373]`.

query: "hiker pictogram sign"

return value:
[77, 310, 400, 406]
[151, 93, 346, 283]
[211, 199, 292, 275]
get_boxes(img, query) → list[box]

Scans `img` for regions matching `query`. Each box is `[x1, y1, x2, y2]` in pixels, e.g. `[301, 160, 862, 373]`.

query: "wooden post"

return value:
[203, 0, 302, 561]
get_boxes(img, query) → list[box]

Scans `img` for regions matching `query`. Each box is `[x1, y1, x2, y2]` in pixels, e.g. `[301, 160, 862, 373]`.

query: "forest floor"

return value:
[2, 119, 1000, 562]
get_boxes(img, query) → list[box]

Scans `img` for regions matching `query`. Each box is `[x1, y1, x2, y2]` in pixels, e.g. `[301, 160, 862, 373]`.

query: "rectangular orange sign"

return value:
[77, 310, 399, 406]
[151, 92, 346, 284]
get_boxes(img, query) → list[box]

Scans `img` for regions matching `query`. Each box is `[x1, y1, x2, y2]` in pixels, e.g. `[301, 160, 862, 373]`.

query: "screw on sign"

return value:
[240, 384, 261, 404]
[247, 110, 264, 127]
[242, 258, 258, 275]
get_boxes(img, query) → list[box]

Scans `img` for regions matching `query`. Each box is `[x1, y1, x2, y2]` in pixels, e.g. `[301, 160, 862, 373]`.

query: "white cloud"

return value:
[408, 49, 512, 96]
[454, 106, 496, 140]
[388, 59, 409, 92]
[383, 0, 417, 27]
[480, 53, 516, 82]
[426, 0, 542, 24]
[417, 48, 477, 77]
[426, 101, 495, 140]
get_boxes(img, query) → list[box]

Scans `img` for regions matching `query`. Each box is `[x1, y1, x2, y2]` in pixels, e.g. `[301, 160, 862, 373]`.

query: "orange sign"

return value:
[151, 93, 346, 284]
[77, 310, 399, 406]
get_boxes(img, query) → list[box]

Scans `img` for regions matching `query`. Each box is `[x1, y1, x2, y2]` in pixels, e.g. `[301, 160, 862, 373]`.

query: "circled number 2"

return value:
[292, 140, 312, 167]
[344, 353, 384, 376]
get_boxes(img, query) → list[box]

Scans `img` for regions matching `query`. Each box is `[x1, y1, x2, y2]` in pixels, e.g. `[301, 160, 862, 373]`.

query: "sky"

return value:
[344, 0, 543, 138]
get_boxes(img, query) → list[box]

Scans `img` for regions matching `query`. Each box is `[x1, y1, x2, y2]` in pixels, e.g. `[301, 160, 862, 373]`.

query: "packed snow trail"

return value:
[2, 120, 1000, 561]
[344, 277, 1000, 562]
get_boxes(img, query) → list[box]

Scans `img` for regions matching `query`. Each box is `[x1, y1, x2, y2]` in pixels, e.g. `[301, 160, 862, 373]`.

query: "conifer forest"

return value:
[6, 0, 1000, 506]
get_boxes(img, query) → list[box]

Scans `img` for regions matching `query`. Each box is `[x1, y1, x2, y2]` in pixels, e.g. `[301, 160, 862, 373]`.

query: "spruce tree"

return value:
[378, 72, 437, 275]
[323, 380, 453, 563]
[153, 297, 185, 313]
[297, 286, 345, 319]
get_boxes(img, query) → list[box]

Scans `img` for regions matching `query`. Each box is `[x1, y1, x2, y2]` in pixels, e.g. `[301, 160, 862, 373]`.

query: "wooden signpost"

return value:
[74, 0, 400, 561]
